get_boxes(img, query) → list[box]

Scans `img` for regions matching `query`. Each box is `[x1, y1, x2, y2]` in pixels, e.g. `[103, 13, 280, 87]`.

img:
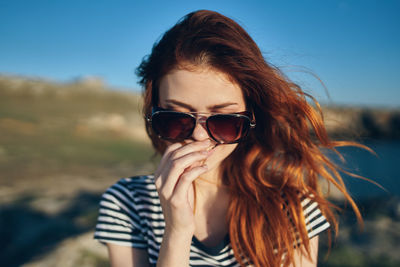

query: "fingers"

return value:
[158, 142, 183, 169]
[156, 141, 209, 177]
[162, 150, 208, 194]
[171, 165, 208, 205]
[155, 140, 212, 198]
[155, 139, 210, 179]
[167, 140, 211, 159]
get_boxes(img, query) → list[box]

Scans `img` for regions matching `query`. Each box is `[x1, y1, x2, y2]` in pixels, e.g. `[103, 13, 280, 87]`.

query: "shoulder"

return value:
[99, 175, 158, 214]
[299, 194, 331, 239]
[103, 175, 156, 197]
[110, 174, 156, 189]
[94, 174, 158, 247]
[282, 191, 330, 239]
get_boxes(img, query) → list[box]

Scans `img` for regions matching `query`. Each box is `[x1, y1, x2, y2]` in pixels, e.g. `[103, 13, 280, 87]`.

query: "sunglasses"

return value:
[147, 107, 256, 144]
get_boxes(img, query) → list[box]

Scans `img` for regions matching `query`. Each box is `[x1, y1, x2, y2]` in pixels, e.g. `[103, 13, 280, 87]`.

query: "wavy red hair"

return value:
[137, 10, 364, 267]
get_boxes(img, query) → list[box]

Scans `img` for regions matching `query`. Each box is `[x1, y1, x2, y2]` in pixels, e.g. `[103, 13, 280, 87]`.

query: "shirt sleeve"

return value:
[300, 196, 330, 239]
[94, 179, 147, 249]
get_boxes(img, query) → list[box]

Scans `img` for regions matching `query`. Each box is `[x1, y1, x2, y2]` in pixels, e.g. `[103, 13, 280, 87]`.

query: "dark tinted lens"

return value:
[207, 114, 250, 143]
[152, 112, 195, 141]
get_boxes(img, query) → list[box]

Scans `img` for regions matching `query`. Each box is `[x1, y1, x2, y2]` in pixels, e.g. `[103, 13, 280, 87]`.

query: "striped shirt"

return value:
[94, 175, 330, 266]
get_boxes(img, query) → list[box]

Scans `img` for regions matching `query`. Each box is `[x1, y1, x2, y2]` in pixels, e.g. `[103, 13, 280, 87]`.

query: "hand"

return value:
[154, 140, 212, 235]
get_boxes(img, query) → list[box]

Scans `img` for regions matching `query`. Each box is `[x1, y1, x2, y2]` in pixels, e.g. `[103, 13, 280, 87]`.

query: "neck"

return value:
[192, 165, 230, 215]
[194, 165, 228, 193]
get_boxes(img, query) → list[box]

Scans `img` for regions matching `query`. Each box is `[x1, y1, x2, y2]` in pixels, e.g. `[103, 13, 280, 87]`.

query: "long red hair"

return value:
[137, 10, 364, 267]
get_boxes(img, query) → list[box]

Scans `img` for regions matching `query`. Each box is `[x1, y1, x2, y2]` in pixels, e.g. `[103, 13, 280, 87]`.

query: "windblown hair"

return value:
[137, 10, 364, 267]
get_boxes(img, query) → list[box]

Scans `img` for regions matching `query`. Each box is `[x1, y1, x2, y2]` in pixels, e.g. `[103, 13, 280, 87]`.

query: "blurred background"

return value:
[0, 0, 399, 266]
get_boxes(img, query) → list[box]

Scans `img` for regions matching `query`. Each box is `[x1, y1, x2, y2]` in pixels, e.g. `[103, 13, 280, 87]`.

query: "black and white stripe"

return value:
[94, 175, 329, 266]
[301, 197, 330, 239]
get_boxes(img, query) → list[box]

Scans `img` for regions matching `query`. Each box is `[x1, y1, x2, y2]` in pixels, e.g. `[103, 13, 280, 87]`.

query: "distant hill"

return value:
[322, 105, 400, 140]
[0, 74, 149, 140]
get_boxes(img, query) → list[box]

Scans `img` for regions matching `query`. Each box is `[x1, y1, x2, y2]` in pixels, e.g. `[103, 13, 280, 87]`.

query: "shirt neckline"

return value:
[192, 234, 230, 256]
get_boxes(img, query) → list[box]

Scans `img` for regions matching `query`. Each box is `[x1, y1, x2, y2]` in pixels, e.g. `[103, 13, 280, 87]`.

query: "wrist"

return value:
[157, 227, 194, 266]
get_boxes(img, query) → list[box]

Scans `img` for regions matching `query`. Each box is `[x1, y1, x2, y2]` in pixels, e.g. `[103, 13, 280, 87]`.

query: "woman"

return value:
[95, 10, 363, 267]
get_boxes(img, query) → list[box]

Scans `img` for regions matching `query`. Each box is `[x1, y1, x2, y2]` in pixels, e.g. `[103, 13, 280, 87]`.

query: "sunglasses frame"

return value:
[147, 106, 256, 144]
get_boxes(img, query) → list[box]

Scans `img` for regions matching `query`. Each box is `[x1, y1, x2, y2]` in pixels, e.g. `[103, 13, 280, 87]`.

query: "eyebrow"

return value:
[164, 99, 239, 110]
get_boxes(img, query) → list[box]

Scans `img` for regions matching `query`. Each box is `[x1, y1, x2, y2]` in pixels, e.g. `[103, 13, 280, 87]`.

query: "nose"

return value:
[191, 116, 210, 141]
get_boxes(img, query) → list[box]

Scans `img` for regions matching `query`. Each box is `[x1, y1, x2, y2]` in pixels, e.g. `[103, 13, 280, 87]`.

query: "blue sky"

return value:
[0, 0, 399, 107]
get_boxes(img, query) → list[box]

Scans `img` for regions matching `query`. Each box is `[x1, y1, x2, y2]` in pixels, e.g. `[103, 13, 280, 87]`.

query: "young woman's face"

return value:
[158, 65, 246, 174]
